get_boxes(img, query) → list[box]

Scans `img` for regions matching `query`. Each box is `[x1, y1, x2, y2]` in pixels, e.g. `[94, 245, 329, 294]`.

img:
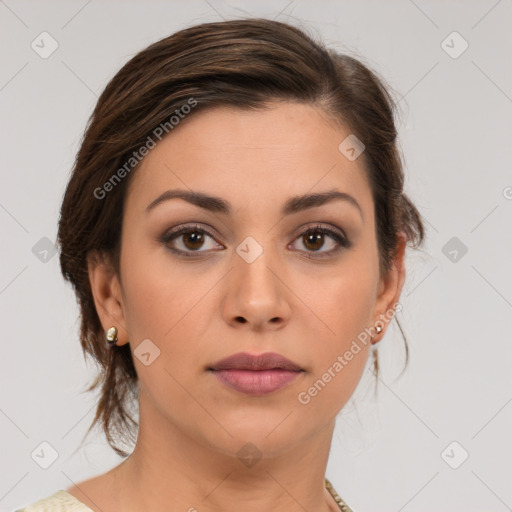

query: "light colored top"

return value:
[15, 479, 353, 511]
[14, 490, 94, 512]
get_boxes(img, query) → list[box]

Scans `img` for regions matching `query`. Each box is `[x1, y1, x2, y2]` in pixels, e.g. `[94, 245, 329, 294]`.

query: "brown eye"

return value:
[160, 224, 223, 257]
[182, 230, 206, 250]
[302, 231, 326, 251]
[291, 225, 351, 258]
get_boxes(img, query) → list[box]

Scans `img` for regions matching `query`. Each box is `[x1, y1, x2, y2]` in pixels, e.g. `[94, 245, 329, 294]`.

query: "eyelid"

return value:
[162, 223, 225, 244]
[159, 221, 351, 257]
[294, 222, 348, 242]
[290, 223, 351, 257]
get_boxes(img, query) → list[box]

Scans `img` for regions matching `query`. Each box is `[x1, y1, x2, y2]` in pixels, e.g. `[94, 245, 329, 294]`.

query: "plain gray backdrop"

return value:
[1, 1, 511, 511]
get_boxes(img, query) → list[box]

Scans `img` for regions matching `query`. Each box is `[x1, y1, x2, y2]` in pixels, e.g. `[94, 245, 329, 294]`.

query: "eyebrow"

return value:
[146, 188, 364, 220]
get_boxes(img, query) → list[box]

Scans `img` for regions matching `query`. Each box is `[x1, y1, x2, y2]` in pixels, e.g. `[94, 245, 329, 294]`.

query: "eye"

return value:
[160, 224, 223, 257]
[159, 223, 351, 259]
[290, 224, 351, 258]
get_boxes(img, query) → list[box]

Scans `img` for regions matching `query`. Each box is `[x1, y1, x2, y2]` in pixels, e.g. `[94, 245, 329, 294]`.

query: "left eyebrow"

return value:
[146, 188, 364, 221]
[282, 190, 364, 220]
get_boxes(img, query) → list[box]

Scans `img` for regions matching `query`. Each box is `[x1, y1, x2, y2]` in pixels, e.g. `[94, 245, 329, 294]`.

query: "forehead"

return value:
[126, 102, 373, 217]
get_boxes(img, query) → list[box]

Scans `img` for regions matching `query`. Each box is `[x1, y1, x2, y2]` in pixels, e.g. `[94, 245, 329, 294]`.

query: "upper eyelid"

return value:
[163, 222, 347, 245]
[163, 223, 224, 243]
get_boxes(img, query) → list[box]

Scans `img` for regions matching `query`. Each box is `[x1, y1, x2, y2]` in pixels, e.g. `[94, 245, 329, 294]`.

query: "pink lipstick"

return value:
[208, 352, 304, 396]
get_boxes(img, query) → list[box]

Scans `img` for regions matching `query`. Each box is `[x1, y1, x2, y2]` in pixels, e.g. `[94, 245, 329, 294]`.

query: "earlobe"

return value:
[371, 232, 407, 344]
[87, 251, 129, 346]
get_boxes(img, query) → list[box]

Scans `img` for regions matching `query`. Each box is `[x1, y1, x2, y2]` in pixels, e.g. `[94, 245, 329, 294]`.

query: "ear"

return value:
[371, 232, 407, 344]
[87, 251, 129, 346]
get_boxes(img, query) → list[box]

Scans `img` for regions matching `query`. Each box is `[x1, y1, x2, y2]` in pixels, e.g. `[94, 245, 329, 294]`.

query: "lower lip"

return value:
[211, 369, 303, 395]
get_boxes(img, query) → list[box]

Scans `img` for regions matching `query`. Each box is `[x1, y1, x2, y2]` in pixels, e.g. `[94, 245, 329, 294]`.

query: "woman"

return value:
[17, 17, 424, 512]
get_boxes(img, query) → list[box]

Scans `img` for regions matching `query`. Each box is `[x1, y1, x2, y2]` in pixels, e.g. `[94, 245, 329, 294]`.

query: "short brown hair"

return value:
[58, 18, 425, 457]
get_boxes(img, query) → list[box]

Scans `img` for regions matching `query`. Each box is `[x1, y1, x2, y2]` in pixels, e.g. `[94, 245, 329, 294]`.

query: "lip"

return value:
[209, 352, 303, 372]
[208, 352, 304, 396]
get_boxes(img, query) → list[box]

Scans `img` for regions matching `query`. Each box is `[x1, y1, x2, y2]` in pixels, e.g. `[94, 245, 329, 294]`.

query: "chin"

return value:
[205, 408, 311, 458]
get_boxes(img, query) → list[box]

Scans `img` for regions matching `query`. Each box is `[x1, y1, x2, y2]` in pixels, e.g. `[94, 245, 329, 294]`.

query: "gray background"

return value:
[1, 1, 511, 511]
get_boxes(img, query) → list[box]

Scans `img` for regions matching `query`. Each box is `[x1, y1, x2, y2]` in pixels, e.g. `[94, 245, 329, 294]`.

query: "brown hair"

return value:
[58, 18, 425, 457]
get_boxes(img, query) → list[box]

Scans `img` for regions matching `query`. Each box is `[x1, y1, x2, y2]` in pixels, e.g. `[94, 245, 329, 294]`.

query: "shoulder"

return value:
[15, 490, 95, 512]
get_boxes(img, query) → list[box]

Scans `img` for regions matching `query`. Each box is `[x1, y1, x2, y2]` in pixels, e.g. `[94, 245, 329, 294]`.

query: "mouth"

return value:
[207, 352, 305, 396]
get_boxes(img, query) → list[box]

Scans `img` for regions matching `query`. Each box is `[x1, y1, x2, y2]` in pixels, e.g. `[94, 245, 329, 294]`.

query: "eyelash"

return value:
[159, 223, 351, 259]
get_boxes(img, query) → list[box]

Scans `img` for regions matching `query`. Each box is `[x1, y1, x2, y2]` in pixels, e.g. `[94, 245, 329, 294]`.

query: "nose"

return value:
[222, 244, 292, 332]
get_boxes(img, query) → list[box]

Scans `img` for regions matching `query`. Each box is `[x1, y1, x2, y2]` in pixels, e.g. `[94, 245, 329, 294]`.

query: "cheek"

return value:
[120, 238, 195, 338]
[119, 241, 218, 376]
[303, 253, 378, 346]
[295, 253, 378, 411]
[119, 245, 211, 409]
[296, 279, 374, 417]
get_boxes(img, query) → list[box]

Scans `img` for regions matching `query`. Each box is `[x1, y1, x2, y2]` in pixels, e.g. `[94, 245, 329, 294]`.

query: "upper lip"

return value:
[208, 352, 303, 372]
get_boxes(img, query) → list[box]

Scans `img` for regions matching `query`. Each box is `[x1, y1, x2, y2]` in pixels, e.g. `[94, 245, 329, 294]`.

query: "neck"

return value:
[111, 394, 339, 512]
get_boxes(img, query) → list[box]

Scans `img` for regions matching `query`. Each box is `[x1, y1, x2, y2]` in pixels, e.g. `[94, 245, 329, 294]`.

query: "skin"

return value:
[67, 101, 406, 512]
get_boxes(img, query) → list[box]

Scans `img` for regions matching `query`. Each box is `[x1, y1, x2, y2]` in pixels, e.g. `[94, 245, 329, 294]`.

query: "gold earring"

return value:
[105, 326, 118, 346]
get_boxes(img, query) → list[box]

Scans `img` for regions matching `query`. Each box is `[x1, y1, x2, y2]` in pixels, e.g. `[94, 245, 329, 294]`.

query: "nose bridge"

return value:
[234, 233, 280, 296]
[224, 232, 291, 328]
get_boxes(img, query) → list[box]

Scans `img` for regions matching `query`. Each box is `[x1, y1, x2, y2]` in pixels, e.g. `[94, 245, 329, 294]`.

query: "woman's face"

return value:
[94, 101, 404, 458]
